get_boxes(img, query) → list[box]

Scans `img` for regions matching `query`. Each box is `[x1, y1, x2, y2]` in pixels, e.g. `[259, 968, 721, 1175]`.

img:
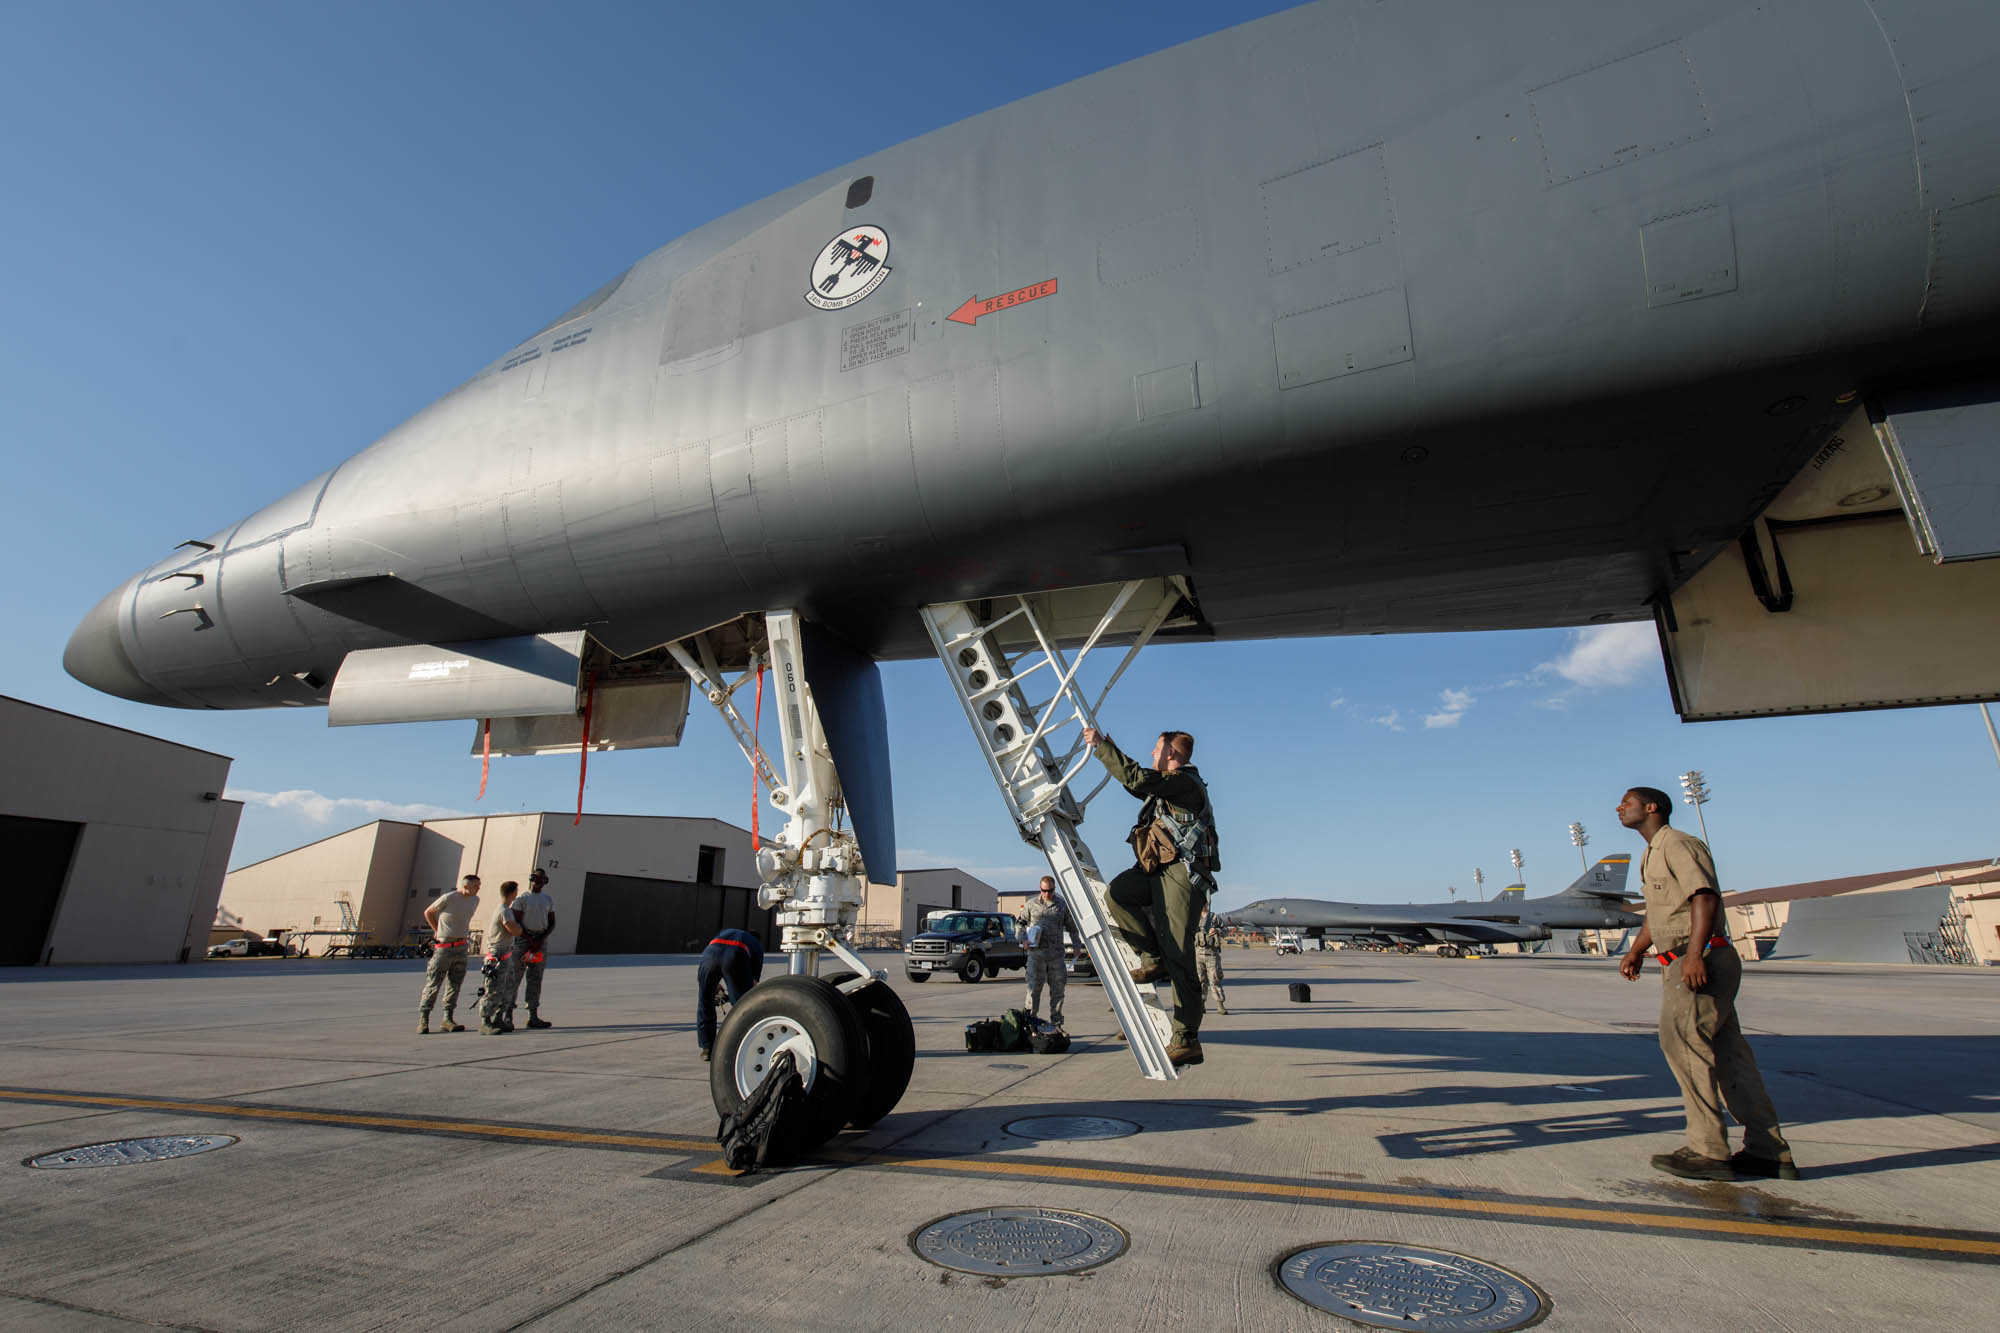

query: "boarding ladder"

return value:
[921, 579, 1194, 1081]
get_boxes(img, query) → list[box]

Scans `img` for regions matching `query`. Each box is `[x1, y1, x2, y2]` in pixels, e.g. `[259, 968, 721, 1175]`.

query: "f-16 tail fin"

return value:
[1554, 854, 1632, 901]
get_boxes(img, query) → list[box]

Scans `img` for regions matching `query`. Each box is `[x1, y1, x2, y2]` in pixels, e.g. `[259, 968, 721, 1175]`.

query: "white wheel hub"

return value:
[732, 1014, 820, 1098]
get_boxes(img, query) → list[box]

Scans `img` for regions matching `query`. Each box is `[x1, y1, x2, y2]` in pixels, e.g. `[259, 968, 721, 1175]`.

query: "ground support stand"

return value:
[920, 578, 1196, 1082]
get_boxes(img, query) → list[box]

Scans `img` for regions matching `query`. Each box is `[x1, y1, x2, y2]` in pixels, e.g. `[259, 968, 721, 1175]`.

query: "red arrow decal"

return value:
[946, 278, 1059, 326]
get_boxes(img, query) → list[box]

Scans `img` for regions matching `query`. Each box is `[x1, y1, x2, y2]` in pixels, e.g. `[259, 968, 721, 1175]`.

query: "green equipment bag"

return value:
[1028, 1027, 1070, 1055]
[998, 1007, 1037, 1052]
[964, 1018, 1007, 1052]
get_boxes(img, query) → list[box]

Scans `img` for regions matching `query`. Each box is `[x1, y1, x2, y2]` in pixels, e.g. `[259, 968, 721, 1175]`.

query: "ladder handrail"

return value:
[920, 594, 1183, 1081]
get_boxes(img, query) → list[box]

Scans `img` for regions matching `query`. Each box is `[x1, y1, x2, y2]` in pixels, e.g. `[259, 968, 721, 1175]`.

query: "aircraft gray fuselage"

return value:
[1223, 855, 1638, 947]
[67, 0, 2000, 711]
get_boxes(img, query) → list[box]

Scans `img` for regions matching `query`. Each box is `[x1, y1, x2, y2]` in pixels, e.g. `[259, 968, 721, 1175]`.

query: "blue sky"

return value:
[4, 2, 1995, 907]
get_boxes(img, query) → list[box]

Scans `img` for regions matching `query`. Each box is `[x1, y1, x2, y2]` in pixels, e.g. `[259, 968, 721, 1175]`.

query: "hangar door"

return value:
[574, 872, 774, 954]
[3, 815, 80, 966]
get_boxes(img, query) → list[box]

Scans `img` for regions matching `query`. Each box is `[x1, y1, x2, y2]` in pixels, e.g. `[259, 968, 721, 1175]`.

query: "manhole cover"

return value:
[1004, 1115, 1139, 1142]
[1276, 1243, 1547, 1331]
[27, 1135, 238, 1170]
[913, 1207, 1126, 1276]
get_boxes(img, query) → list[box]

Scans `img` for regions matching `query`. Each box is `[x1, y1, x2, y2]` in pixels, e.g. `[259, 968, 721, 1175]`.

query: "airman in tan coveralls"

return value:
[1618, 786, 1797, 1182]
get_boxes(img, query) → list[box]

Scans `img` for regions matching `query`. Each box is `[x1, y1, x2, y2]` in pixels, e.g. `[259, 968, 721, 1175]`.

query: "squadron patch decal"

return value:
[805, 225, 892, 310]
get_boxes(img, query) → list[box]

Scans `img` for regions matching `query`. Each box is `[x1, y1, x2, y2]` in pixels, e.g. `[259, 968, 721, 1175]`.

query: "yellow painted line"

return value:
[9, 1086, 1994, 1261]
[0, 1088, 711, 1154]
[845, 1152, 2000, 1261]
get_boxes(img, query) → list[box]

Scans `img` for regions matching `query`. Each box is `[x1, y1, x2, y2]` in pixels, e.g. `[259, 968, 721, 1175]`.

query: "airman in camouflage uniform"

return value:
[1195, 910, 1228, 1015]
[1016, 876, 1075, 1026]
[480, 881, 525, 1035]
[511, 868, 557, 1029]
[418, 874, 480, 1034]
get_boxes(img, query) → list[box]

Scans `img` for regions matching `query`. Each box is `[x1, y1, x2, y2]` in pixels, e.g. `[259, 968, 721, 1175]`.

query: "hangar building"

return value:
[222, 812, 775, 955]
[1, 695, 242, 966]
[1722, 858, 1997, 964]
[857, 868, 1000, 946]
[223, 812, 998, 955]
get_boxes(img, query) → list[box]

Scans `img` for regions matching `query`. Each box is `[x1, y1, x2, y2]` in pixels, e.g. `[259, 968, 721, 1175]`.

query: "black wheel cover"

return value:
[708, 974, 870, 1153]
[824, 972, 916, 1128]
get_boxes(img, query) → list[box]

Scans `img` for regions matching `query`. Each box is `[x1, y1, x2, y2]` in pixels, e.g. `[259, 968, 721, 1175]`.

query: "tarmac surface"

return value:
[3, 948, 1996, 1331]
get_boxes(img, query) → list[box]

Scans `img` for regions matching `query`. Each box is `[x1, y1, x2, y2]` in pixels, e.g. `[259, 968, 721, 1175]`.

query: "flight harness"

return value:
[1143, 769, 1222, 887]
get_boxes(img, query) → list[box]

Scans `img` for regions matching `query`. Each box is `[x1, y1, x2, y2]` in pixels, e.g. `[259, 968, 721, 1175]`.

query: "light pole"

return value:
[1569, 821, 1589, 871]
[1509, 847, 1524, 890]
[1472, 867, 1484, 901]
[1679, 770, 1712, 844]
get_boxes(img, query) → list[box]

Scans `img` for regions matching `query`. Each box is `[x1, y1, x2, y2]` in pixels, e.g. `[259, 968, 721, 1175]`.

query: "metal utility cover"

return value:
[1003, 1115, 1140, 1142]
[912, 1207, 1126, 1276]
[28, 1135, 238, 1170]
[1641, 205, 1736, 307]
[1276, 1242, 1547, 1330]
[1274, 287, 1413, 388]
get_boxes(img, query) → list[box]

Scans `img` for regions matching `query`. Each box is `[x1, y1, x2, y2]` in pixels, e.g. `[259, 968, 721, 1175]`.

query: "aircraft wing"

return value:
[1413, 920, 1546, 946]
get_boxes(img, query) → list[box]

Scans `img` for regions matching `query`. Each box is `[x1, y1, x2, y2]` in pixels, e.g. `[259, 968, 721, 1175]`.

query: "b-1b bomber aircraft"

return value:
[63, 1, 2000, 1141]
[1221, 855, 1637, 956]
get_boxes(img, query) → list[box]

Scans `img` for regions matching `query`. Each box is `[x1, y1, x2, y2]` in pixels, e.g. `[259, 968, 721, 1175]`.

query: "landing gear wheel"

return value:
[959, 953, 988, 983]
[709, 975, 870, 1153]
[825, 971, 916, 1128]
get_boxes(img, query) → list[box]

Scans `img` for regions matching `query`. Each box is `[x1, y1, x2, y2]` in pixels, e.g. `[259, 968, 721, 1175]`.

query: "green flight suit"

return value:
[1093, 737, 1213, 1041]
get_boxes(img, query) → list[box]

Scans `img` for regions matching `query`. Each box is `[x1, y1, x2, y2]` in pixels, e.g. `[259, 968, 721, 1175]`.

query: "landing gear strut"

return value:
[672, 611, 914, 1148]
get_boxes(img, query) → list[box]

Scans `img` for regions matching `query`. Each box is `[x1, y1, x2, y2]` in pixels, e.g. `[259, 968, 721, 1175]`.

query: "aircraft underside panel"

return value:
[329, 633, 692, 753]
[1662, 514, 2000, 720]
[1874, 380, 2000, 562]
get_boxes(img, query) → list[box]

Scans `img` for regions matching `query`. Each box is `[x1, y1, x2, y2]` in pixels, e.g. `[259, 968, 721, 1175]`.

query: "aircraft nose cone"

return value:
[64, 579, 172, 705]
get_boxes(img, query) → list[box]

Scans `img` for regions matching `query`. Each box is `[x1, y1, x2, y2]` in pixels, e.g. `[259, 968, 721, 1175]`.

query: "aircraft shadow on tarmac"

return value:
[1156, 1026, 2000, 1173]
[1212, 1026, 1998, 1103]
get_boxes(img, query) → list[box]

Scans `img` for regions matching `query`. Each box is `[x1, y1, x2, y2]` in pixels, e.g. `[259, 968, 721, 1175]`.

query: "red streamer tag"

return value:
[751, 663, 765, 851]
[575, 673, 596, 826]
[478, 718, 491, 801]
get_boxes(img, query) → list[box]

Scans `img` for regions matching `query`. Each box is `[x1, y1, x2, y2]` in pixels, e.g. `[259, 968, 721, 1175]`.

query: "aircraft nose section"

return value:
[64, 578, 172, 705]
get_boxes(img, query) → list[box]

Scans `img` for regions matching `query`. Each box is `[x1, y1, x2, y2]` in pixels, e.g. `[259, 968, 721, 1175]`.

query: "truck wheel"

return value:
[905, 970, 930, 983]
[958, 953, 988, 983]
[709, 975, 870, 1154]
[825, 972, 916, 1129]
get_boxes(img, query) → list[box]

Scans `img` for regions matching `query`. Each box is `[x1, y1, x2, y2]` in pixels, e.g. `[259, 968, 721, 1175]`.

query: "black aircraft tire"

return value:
[824, 972, 917, 1129]
[709, 975, 870, 1153]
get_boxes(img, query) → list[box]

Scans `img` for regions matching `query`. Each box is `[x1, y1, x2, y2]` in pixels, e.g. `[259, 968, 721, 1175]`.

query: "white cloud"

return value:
[1328, 695, 1348, 712]
[1371, 709, 1404, 732]
[228, 788, 475, 825]
[1539, 622, 1657, 689]
[1423, 687, 1475, 729]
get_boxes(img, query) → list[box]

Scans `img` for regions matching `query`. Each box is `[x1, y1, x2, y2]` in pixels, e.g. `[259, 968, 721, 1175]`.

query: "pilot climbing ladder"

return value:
[921, 578, 1198, 1082]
